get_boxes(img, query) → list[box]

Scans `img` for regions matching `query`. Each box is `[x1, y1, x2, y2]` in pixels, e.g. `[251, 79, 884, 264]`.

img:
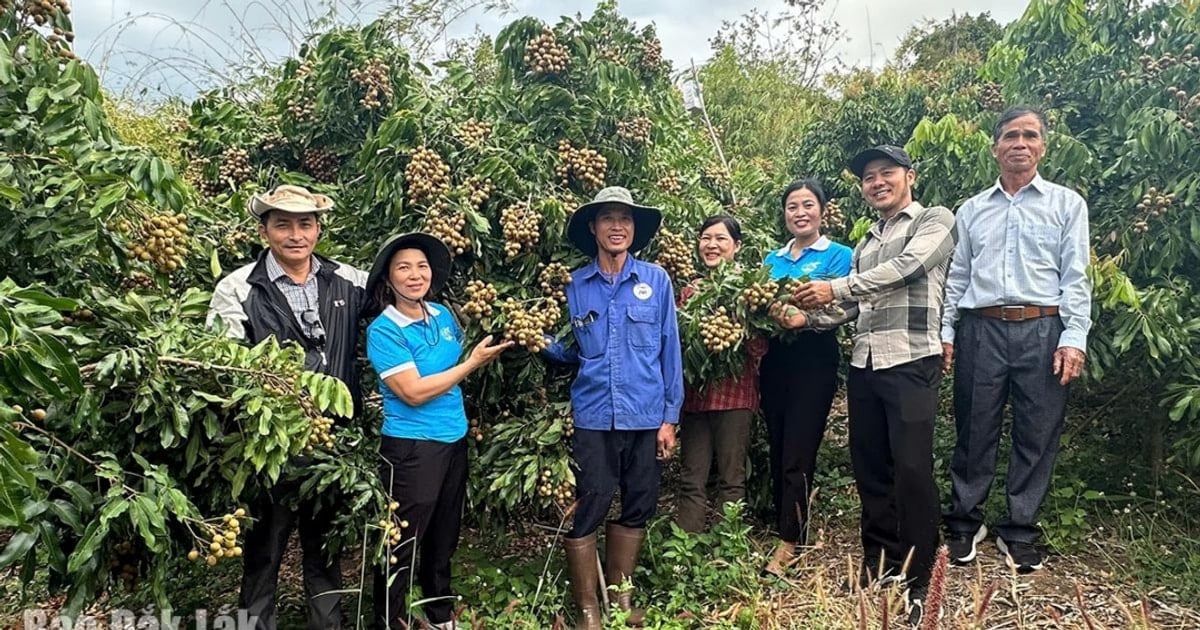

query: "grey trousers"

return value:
[675, 408, 753, 532]
[945, 312, 1070, 544]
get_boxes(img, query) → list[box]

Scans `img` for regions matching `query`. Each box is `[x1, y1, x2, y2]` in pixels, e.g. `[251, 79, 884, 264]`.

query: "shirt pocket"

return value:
[626, 305, 660, 350]
[572, 312, 605, 359]
[1025, 224, 1061, 265]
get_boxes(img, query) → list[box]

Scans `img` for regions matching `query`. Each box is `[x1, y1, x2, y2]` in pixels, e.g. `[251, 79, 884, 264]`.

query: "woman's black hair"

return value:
[697, 214, 743, 242]
[779, 178, 829, 213]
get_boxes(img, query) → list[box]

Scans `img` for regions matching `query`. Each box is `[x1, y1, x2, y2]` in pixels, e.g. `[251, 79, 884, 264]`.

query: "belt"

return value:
[973, 305, 1060, 322]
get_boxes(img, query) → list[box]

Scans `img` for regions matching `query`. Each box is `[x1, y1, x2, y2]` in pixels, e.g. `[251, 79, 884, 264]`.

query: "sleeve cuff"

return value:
[1057, 330, 1087, 352]
[830, 277, 852, 301]
[941, 326, 956, 344]
[379, 362, 416, 379]
[664, 406, 682, 424]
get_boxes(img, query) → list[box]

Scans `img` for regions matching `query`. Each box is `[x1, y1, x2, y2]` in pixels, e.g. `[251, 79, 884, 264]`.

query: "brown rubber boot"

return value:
[563, 534, 603, 630]
[604, 523, 647, 626]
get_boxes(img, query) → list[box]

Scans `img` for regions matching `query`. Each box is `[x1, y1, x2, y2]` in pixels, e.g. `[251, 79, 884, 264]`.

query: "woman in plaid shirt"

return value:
[675, 215, 768, 533]
[760, 179, 854, 577]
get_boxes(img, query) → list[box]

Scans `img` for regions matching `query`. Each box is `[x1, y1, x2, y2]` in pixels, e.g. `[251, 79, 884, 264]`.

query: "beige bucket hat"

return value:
[249, 184, 334, 218]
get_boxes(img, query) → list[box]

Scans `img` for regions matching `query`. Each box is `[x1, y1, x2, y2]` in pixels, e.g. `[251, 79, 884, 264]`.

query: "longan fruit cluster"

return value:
[130, 212, 190, 273]
[468, 416, 486, 442]
[555, 140, 607, 190]
[121, 271, 155, 291]
[657, 171, 683, 195]
[303, 416, 335, 454]
[702, 164, 730, 191]
[59, 306, 96, 326]
[302, 147, 339, 183]
[425, 206, 470, 256]
[524, 29, 570, 75]
[654, 227, 694, 283]
[109, 541, 141, 591]
[350, 59, 393, 110]
[1165, 85, 1200, 130]
[500, 297, 560, 352]
[539, 262, 572, 303]
[405, 146, 452, 205]
[188, 508, 247, 567]
[219, 147, 253, 187]
[822, 198, 846, 232]
[640, 37, 665, 72]
[457, 118, 493, 147]
[739, 280, 779, 312]
[1130, 46, 1199, 78]
[20, 0, 71, 26]
[1133, 186, 1175, 233]
[378, 502, 410, 552]
[977, 82, 1004, 112]
[286, 60, 317, 121]
[258, 134, 291, 165]
[699, 307, 743, 353]
[617, 116, 652, 144]
[538, 470, 573, 506]
[463, 176, 493, 209]
[599, 47, 624, 64]
[184, 157, 224, 198]
[501, 201, 541, 258]
[462, 280, 497, 319]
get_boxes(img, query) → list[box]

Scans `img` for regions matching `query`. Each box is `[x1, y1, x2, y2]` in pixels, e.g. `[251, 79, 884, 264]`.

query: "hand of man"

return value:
[1052, 346, 1086, 386]
[768, 302, 807, 330]
[793, 281, 834, 308]
[941, 342, 954, 375]
[656, 423, 677, 461]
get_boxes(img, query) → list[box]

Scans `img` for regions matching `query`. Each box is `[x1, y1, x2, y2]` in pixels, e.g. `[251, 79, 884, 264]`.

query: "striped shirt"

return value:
[940, 175, 1093, 350]
[265, 252, 326, 340]
[807, 201, 956, 370]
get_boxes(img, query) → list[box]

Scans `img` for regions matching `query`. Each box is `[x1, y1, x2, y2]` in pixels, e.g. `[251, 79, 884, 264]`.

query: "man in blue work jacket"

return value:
[543, 186, 683, 630]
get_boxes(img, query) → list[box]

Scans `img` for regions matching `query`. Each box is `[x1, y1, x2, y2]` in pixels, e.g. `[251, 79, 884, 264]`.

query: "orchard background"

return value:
[3, 0, 1200, 627]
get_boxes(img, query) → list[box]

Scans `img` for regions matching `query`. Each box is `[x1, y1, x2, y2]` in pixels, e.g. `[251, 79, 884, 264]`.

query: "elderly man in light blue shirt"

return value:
[940, 106, 1092, 574]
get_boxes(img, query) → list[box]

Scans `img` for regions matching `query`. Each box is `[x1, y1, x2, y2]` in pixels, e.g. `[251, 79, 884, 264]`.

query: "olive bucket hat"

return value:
[365, 232, 453, 304]
[565, 186, 663, 258]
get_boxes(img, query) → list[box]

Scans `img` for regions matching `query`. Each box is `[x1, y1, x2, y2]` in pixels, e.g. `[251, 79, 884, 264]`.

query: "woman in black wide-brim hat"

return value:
[364, 232, 511, 630]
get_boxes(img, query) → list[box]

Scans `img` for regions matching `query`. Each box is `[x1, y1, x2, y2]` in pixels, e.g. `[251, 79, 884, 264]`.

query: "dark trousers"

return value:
[239, 477, 343, 630]
[568, 428, 661, 539]
[945, 313, 1069, 544]
[848, 354, 941, 589]
[675, 408, 753, 532]
[374, 436, 468, 629]
[760, 333, 840, 544]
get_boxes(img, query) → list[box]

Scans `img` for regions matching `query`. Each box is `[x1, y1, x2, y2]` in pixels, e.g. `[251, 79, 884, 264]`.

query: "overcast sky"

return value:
[75, 0, 1027, 101]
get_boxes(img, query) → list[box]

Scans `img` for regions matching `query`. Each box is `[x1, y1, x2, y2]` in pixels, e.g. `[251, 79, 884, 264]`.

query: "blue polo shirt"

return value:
[542, 256, 684, 431]
[763, 235, 853, 280]
[366, 303, 467, 442]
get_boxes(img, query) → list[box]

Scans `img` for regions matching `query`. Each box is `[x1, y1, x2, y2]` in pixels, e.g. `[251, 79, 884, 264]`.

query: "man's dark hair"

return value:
[697, 214, 743, 242]
[993, 106, 1048, 143]
[779, 178, 829, 214]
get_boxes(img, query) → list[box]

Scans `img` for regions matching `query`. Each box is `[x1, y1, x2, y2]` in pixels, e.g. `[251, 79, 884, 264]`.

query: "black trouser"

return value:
[847, 354, 941, 589]
[374, 436, 468, 629]
[760, 333, 840, 544]
[945, 313, 1070, 544]
[568, 428, 661, 539]
[239, 477, 343, 630]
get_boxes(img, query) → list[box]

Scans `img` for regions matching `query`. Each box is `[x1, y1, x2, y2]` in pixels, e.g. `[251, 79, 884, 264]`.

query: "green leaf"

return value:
[210, 247, 222, 278]
[0, 43, 12, 83]
[0, 531, 36, 568]
[26, 87, 48, 112]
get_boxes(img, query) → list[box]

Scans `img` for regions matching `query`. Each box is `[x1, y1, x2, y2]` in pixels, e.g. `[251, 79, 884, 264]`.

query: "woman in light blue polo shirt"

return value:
[365, 232, 510, 630]
[760, 179, 854, 577]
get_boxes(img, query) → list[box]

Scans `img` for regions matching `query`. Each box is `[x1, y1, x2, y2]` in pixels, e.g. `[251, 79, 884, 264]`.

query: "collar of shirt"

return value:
[869, 201, 925, 239]
[774, 235, 831, 260]
[986, 172, 1049, 200]
[265, 251, 321, 285]
[383, 303, 441, 328]
[578, 255, 641, 285]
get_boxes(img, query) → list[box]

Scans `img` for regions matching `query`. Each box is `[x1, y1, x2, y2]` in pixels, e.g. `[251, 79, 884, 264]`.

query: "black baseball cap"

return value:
[849, 145, 914, 178]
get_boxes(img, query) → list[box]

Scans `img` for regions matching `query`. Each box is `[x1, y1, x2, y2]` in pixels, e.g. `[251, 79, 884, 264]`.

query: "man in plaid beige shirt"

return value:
[792, 145, 955, 627]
